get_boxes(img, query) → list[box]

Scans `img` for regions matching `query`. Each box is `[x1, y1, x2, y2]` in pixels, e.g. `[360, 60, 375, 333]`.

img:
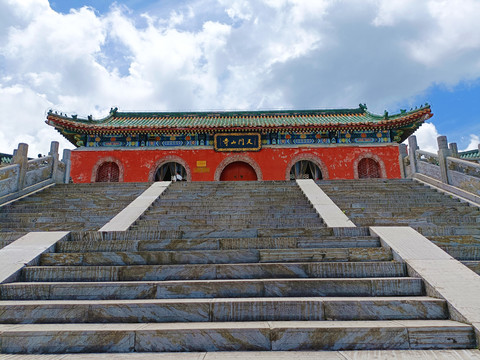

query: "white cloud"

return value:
[0, 84, 72, 157]
[460, 134, 480, 152]
[409, 122, 441, 153]
[1, 0, 480, 156]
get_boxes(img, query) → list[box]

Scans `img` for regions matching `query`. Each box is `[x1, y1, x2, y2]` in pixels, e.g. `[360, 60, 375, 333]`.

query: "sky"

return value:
[0, 0, 479, 157]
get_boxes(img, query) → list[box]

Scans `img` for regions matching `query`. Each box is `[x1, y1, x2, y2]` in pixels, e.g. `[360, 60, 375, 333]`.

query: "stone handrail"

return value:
[416, 150, 439, 166]
[0, 141, 71, 205]
[405, 135, 480, 202]
[0, 164, 21, 198]
[24, 156, 54, 188]
[447, 156, 480, 179]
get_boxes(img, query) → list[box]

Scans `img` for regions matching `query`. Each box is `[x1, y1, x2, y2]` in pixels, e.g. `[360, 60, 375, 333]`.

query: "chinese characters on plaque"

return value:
[214, 133, 261, 152]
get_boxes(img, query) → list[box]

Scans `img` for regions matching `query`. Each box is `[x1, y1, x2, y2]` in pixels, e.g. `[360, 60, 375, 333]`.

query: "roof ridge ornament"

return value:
[359, 103, 367, 111]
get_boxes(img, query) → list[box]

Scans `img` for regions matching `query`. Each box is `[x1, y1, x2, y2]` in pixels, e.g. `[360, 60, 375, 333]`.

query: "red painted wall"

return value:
[70, 145, 402, 183]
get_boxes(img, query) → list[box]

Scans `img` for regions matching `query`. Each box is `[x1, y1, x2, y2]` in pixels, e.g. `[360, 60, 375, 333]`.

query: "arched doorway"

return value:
[154, 162, 187, 181]
[95, 162, 120, 182]
[289, 160, 323, 180]
[358, 158, 380, 178]
[220, 161, 258, 181]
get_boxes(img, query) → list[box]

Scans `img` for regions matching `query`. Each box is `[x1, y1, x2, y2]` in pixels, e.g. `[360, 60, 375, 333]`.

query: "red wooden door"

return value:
[220, 162, 257, 181]
[96, 162, 120, 182]
[358, 158, 380, 179]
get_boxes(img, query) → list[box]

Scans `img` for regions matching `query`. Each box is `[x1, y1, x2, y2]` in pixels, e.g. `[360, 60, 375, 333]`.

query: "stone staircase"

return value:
[317, 179, 480, 274]
[0, 181, 475, 354]
[0, 182, 150, 248]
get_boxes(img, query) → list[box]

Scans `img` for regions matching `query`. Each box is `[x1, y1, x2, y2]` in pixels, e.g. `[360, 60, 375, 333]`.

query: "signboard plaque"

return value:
[214, 133, 261, 152]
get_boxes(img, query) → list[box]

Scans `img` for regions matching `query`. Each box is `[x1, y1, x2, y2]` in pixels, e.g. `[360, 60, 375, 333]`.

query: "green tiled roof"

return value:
[48, 104, 431, 130]
[0, 153, 13, 163]
[459, 149, 480, 160]
[46, 104, 432, 145]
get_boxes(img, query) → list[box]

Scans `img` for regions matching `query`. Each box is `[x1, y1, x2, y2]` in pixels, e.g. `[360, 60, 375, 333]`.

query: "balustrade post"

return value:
[437, 136, 451, 184]
[49, 141, 59, 182]
[449, 142, 459, 158]
[408, 136, 418, 175]
[12, 143, 28, 191]
[62, 149, 71, 184]
[398, 144, 408, 178]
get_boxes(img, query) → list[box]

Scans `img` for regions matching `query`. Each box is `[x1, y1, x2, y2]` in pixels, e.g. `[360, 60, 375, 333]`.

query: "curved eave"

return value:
[48, 112, 429, 131]
[46, 107, 432, 145]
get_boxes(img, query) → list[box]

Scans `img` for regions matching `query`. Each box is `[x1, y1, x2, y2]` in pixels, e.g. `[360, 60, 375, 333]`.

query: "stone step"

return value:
[146, 208, 315, 216]
[1, 201, 135, 210]
[0, 320, 473, 353]
[131, 227, 330, 238]
[441, 246, 480, 260]
[67, 227, 367, 242]
[23, 261, 407, 282]
[345, 206, 478, 215]
[39, 247, 392, 266]
[126, 227, 332, 239]
[0, 215, 115, 224]
[0, 209, 130, 218]
[160, 192, 306, 198]
[0, 223, 103, 231]
[0, 240, 15, 249]
[324, 191, 436, 196]
[147, 204, 313, 211]
[0, 278, 424, 300]
[414, 226, 480, 237]
[8, 194, 143, 203]
[135, 217, 322, 225]
[15, 192, 143, 200]
[69, 230, 184, 242]
[428, 235, 480, 246]
[0, 206, 130, 214]
[326, 197, 461, 206]
[0, 297, 448, 324]
[0, 232, 26, 240]
[56, 236, 381, 252]
[139, 213, 320, 220]
[153, 201, 311, 208]
[352, 218, 480, 229]
[134, 219, 323, 228]
[462, 261, 480, 275]
[346, 202, 472, 209]
[348, 216, 479, 226]
[161, 187, 303, 193]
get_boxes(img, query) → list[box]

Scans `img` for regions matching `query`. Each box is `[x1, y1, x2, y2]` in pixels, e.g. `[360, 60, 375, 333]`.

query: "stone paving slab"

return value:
[0, 320, 473, 353]
[0, 296, 447, 323]
[0, 277, 424, 300]
[297, 179, 355, 228]
[0, 232, 69, 284]
[23, 261, 407, 282]
[55, 236, 380, 253]
[38, 247, 392, 266]
[99, 182, 171, 232]
[2, 350, 480, 359]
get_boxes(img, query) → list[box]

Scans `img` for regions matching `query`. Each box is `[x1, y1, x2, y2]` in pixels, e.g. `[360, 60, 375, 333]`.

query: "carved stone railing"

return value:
[404, 135, 480, 204]
[446, 157, 480, 196]
[0, 142, 71, 205]
[447, 157, 480, 179]
[415, 150, 441, 181]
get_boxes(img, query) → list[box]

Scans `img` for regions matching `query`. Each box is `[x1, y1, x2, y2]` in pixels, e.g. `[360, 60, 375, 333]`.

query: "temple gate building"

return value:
[46, 104, 432, 182]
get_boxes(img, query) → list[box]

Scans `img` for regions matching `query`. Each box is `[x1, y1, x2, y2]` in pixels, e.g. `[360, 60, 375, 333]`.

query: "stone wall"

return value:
[0, 141, 71, 205]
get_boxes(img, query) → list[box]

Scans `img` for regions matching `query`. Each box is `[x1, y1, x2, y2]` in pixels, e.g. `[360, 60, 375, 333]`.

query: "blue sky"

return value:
[1, 0, 479, 156]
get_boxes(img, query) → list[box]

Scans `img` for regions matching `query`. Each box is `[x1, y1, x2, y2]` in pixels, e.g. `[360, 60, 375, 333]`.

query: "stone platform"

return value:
[0, 179, 479, 356]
